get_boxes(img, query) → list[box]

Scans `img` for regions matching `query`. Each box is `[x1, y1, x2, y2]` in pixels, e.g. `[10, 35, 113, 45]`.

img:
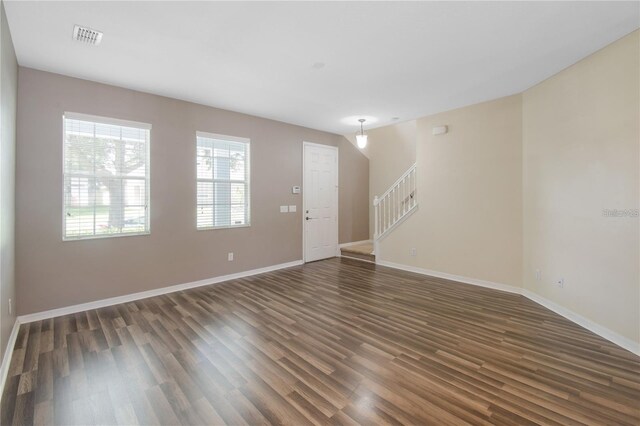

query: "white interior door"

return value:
[304, 142, 338, 262]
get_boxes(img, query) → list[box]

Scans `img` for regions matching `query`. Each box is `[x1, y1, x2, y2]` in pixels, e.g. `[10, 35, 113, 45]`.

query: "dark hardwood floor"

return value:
[1, 257, 639, 425]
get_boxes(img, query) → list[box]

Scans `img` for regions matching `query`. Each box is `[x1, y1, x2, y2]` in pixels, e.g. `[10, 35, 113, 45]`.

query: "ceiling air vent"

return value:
[72, 25, 103, 45]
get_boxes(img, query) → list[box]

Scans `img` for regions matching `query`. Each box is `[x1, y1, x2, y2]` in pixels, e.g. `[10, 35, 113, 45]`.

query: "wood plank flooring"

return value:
[1, 257, 639, 425]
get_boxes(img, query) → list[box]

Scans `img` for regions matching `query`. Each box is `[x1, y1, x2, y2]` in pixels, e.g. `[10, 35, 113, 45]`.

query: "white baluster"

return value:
[373, 196, 379, 238]
[409, 170, 413, 209]
[412, 169, 416, 208]
[391, 188, 394, 224]
[387, 194, 390, 232]
[402, 177, 406, 215]
[375, 164, 416, 239]
[410, 170, 413, 205]
[394, 187, 397, 222]
[380, 198, 383, 235]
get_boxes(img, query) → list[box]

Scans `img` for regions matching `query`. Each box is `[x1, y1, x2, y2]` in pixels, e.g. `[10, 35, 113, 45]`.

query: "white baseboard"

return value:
[339, 239, 373, 249]
[18, 260, 303, 324]
[0, 319, 20, 399]
[522, 290, 640, 356]
[376, 260, 521, 294]
[376, 259, 639, 356]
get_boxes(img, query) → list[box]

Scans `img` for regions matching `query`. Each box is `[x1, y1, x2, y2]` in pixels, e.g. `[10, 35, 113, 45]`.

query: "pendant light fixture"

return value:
[356, 118, 368, 149]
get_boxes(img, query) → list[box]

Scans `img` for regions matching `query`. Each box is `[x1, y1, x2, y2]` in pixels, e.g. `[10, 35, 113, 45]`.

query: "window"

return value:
[196, 132, 250, 229]
[63, 113, 150, 240]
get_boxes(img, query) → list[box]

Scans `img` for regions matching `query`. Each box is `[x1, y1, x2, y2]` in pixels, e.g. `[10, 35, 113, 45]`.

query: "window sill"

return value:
[63, 231, 151, 242]
[197, 224, 251, 231]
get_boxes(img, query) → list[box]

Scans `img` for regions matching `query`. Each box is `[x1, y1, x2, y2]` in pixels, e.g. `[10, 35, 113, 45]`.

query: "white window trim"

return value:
[62, 112, 152, 241]
[196, 131, 251, 230]
[196, 131, 249, 145]
[65, 112, 152, 130]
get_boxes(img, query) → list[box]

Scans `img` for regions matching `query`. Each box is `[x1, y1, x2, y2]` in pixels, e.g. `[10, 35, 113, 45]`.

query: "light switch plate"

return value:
[289, 205, 297, 212]
[280, 205, 289, 213]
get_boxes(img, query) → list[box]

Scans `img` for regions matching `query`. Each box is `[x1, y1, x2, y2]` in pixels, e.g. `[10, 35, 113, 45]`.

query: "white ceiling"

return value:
[5, 1, 639, 134]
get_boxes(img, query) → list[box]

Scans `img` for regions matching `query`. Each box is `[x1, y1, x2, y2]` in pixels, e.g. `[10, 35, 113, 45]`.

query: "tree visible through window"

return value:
[196, 132, 250, 229]
[63, 113, 150, 240]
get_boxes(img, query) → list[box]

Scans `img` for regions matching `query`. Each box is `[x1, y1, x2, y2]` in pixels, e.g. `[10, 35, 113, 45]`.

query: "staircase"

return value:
[340, 163, 417, 264]
[373, 163, 418, 253]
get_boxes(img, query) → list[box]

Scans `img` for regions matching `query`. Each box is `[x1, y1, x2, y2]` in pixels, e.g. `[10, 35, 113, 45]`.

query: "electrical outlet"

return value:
[535, 269, 541, 281]
[410, 248, 417, 257]
[555, 278, 564, 288]
[289, 205, 297, 213]
[228, 252, 234, 261]
[8, 298, 12, 315]
[280, 205, 289, 213]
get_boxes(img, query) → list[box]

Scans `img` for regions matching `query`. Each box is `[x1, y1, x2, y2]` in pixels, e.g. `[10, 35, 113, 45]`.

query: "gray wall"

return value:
[16, 68, 369, 315]
[0, 1, 17, 364]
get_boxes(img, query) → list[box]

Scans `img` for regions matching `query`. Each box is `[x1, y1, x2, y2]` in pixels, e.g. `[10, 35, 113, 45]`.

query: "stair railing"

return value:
[373, 163, 417, 241]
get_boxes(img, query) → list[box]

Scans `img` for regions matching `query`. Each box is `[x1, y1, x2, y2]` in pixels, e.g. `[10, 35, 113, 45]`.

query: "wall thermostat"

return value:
[292, 186, 301, 194]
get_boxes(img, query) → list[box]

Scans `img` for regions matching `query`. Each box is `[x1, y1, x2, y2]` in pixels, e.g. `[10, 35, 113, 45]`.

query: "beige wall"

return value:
[339, 138, 370, 243]
[366, 121, 416, 238]
[523, 31, 639, 343]
[344, 121, 417, 238]
[373, 31, 639, 347]
[379, 95, 524, 288]
[0, 1, 17, 366]
[16, 68, 369, 315]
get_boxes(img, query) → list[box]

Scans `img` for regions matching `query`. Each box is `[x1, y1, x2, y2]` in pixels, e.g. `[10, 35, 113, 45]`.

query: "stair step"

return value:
[340, 243, 375, 263]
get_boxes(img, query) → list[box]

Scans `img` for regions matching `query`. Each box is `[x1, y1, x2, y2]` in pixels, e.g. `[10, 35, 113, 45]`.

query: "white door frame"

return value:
[302, 141, 339, 263]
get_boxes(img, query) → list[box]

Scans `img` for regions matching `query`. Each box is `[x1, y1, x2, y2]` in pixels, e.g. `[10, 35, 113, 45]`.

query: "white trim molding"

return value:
[64, 111, 152, 130]
[376, 260, 521, 294]
[18, 260, 303, 324]
[376, 259, 640, 356]
[0, 320, 20, 398]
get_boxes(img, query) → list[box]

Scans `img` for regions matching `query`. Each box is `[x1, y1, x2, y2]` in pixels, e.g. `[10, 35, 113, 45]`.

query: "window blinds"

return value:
[196, 132, 250, 229]
[63, 113, 151, 240]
